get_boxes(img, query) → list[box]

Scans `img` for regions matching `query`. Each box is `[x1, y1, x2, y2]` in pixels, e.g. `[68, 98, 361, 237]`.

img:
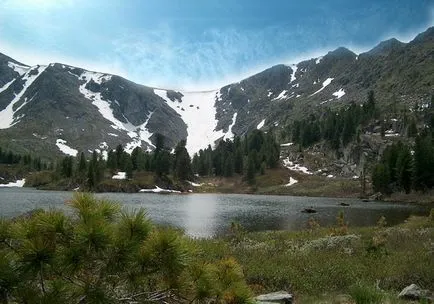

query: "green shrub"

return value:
[349, 282, 384, 304]
[0, 193, 252, 304]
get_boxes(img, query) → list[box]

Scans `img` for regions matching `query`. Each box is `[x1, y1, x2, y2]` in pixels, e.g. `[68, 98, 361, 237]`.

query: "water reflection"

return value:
[0, 188, 429, 238]
[184, 194, 218, 238]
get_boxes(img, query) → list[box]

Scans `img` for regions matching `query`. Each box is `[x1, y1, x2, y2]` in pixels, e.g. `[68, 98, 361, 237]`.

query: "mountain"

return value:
[0, 27, 433, 160]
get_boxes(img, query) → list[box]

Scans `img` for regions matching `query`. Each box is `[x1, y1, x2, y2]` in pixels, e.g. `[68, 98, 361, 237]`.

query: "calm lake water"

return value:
[0, 188, 429, 238]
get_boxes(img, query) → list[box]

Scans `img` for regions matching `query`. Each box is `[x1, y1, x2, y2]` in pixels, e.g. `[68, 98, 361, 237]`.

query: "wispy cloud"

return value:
[107, 25, 333, 90]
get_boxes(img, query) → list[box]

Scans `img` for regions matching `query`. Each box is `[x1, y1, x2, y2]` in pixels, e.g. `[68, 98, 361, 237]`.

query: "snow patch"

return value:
[0, 79, 15, 95]
[280, 142, 294, 147]
[8, 61, 29, 76]
[0, 65, 47, 129]
[56, 139, 78, 157]
[0, 178, 26, 188]
[267, 91, 273, 97]
[108, 133, 118, 137]
[187, 181, 203, 187]
[332, 88, 346, 99]
[310, 78, 334, 96]
[112, 172, 126, 180]
[79, 71, 154, 152]
[257, 119, 266, 130]
[284, 177, 298, 187]
[139, 186, 181, 194]
[283, 158, 313, 175]
[290, 64, 298, 83]
[273, 90, 288, 100]
[315, 56, 323, 64]
[223, 113, 238, 140]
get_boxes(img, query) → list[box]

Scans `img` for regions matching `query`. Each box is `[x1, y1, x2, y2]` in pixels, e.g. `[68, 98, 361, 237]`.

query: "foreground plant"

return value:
[0, 193, 252, 304]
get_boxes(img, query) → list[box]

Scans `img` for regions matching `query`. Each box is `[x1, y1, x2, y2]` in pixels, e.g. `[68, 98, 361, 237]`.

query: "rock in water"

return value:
[398, 284, 431, 301]
[256, 291, 293, 304]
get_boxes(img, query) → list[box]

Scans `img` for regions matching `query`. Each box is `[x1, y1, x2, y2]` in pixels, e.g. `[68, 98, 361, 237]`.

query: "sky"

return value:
[0, 0, 433, 90]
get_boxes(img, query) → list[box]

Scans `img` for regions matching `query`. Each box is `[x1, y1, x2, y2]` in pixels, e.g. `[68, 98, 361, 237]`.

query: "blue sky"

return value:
[0, 0, 433, 90]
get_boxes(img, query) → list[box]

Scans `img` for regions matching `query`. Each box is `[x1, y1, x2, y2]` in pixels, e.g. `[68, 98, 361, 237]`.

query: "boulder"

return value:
[256, 291, 293, 304]
[398, 284, 432, 301]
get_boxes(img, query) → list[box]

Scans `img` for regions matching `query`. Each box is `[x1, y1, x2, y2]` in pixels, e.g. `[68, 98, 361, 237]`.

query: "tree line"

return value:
[0, 146, 46, 171]
[372, 130, 434, 194]
[191, 130, 280, 184]
[282, 91, 429, 151]
[53, 130, 280, 189]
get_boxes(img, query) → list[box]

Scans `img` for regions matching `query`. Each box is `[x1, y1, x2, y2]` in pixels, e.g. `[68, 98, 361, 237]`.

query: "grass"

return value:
[195, 213, 434, 302]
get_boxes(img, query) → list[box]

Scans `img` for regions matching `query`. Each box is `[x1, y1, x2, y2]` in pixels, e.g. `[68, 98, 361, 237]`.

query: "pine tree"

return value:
[396, 146, 412, 194]
[245, 154, 256, 185]
[413, 133, 434, 191]
[173, 140, 192, 181]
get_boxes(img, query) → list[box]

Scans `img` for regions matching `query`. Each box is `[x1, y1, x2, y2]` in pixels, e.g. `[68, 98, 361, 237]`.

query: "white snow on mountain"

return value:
[290, 64, 298, 83]
[154, 89, 226, 154]
[315, 56, 323, 64]
[8, 61, 29, 76]
[283, 158, 313, 174]
[112, 172, 126, 180]
[0, 79, 15, 95]
[273, 90, 288, 100]
[284, 177, 298, 187]
[280, 142, 294, 147]
[332, 88, 346, 99]
[310, 77, 334, 96]
[0, 65, 47, 129]
[224, 112, 238, 140]
[0, 178, 26, 187]
[78, 71, 155, 152]
[56, 139, 78, 156]
[257, 119, 265, 129]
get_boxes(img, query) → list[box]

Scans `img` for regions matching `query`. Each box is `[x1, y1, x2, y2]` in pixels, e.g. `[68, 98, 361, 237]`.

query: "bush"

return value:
[0, 193, 252, 303]
[349, 282, 384, 304]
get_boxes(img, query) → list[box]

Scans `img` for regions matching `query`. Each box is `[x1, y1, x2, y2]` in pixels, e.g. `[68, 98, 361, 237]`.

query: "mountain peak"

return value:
[365, 38, 406, 56]
[410, 26, 434, 44]
[325, 47, 356, 59]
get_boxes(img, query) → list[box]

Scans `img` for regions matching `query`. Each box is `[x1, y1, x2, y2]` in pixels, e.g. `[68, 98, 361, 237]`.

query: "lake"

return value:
[0, 188, 429, 238]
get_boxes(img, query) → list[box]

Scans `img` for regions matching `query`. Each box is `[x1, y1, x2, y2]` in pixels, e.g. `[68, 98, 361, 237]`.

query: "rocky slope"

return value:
[0, 27, 432, 159]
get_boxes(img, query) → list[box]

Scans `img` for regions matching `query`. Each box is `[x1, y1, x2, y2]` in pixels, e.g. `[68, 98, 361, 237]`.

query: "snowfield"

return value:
[0, 65, 47, 129]
[154, 89, 228, 154]
[78, 71, 155, 153]
[8, 61, 29, 76]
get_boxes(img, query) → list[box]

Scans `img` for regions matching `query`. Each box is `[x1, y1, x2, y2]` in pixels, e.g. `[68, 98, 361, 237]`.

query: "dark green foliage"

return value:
[191, 130, 280, 182]
[0, 146, 46, 171]
[173, 140, 192, 181]
[372, 163, 390, 193]
[286, 92, 376, 150]
[245, 154, 256, 185]
[0, 194, 252, 303]
[413, 132, 434, 191]
[371, 134, 434, 194]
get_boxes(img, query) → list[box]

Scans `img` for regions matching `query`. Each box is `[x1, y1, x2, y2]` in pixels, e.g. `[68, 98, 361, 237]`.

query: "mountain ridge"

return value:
[0, 26, 433, 159]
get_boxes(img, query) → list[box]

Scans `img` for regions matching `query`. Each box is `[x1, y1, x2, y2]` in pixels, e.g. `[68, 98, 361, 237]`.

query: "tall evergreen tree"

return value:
[173, 140, 192, 181]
